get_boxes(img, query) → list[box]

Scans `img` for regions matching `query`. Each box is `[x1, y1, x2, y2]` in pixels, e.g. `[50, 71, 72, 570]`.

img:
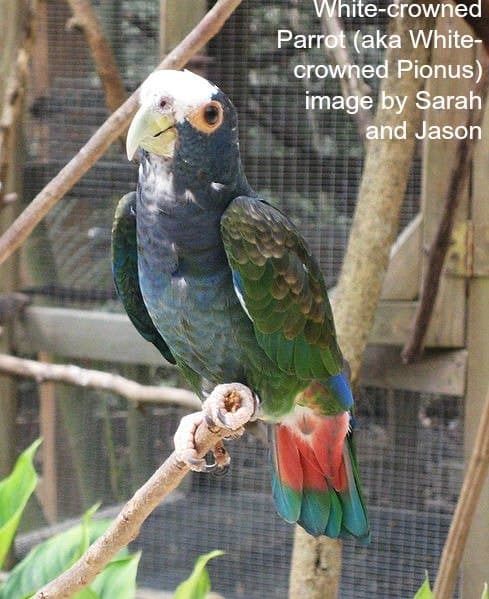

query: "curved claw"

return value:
[217, 408, 232, 427]
[203, 460, 219, 473]
[212, 463, 230, 477]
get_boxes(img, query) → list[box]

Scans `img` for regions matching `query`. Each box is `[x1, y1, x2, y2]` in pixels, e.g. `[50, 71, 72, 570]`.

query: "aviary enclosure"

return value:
[0, 0, 488, 597]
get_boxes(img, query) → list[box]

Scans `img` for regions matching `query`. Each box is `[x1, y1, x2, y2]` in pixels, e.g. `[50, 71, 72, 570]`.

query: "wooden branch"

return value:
[0, 353, 200, 410]
[320, 10, 373, 139]
[0, 4, 37, 207]
[65, 0, 127, 114]
[0, 0, 244, 268]
[33, 383, 255, 599]
[433, 383, 489, 598]
[401, 59, 489, 364]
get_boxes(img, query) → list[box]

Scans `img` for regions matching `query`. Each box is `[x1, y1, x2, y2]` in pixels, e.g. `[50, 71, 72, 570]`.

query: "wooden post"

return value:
[0, 0, 28, 477]
[37, 352, 58, 524]
[462, 75, 489, 599]
[419, 16, 474, 348]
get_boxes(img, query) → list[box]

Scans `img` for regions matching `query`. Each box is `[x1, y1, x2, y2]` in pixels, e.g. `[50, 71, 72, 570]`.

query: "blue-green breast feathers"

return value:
[111, 192, 176, 365]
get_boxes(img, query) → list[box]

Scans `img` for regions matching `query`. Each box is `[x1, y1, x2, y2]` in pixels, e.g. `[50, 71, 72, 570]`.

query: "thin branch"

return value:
[65, 0, 127, 114]
[433, 383, 489, 598]
[0, 0, 244, 267]
[401, 59, 489, 364]
[0, 4, 37, 207]
[33, 383, 255, 599]
[320, 10, 373, 139]
[0, 353, 200, 410]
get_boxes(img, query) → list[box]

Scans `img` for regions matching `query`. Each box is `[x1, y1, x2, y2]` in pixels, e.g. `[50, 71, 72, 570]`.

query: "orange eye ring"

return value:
[188, 100, 224, 134]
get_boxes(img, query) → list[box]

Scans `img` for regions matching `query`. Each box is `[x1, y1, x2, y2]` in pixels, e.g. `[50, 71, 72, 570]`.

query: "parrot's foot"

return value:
[174, 412, 212, 472]
[203, 383, 260, 432]
[174, 383, 257, 473]
[210, 440, 231, 476]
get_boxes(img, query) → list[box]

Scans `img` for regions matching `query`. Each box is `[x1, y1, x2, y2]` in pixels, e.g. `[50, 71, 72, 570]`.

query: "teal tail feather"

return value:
[271, 409, 370, 543]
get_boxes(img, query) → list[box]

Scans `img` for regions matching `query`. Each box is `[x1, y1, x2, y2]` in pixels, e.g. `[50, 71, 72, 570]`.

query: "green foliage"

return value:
[0, 505, 140, 599]
[413, 574, 433, 599]
[173, 550, 224, 599]
[0, 506, 107, 599]
[0, 443, 140, 599]
[89, 554, 141, 599]
[0, 439, 41, 568]
[413, 575, 488, 599]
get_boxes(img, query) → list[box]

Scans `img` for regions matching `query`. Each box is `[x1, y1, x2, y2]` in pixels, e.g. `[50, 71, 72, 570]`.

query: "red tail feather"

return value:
[274, 425, 303, 490]
[272, 406, 370, 540]
[276, 408, 349, 493]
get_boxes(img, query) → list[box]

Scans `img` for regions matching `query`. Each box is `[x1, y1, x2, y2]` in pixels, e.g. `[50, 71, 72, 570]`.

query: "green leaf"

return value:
[90, 553, 141, 599]
[481, 582, 488, 599]
[73, 589, 101, 599]
[80, 503, 102, 555]
[413, 574, 434, 599]
[0, 514, 110, 599]
[173, 550, 224, 599]
[0, 439, 42, 568]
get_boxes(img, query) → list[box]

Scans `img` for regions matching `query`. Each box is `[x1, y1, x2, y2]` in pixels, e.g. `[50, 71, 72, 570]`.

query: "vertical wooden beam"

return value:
[0, 0, 27, 477]
[462, 80, 489, 599]
[420, 16, 474, 348]
[38, 351, 58, 524]
[30, 0, 50, 162]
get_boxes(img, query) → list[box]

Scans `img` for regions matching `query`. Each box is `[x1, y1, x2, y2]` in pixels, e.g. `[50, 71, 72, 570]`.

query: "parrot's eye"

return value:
[188, 101, 224, 134]
[204, 104, 220, 125]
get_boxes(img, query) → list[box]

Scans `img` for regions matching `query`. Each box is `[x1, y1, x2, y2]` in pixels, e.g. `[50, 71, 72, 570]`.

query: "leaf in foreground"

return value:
[90, 553, 141, 599]
[0, 439, 42, 568]
[413, 574, 433, 599]
[173, 550, 225, 599]
[0, 510, 109, 599]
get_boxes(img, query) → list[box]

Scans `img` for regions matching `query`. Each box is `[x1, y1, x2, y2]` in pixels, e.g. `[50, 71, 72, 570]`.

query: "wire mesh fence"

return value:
[16, 384, 462, 597]
[13, 0, 462, 597]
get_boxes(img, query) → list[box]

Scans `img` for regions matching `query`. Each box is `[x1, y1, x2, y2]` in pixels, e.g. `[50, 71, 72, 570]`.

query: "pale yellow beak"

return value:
[126, 105, 177, 161]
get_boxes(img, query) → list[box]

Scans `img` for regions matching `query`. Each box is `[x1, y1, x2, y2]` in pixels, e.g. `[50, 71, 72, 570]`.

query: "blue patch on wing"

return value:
[327, 372, 353, 410]
[231, 270, 252, 321]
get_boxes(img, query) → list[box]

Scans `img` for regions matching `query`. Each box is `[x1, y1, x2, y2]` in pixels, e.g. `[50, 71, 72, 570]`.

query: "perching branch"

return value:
[320, 10, 373, 139]
[0, 4, 37, 207]
[0, 0, 244, 267]
[433, 383, 489, 598]
[65, 0, 127, 115]
[33, 383, 256, 599]
[0, 353, 200, 410]
[401, 59, 489, 364]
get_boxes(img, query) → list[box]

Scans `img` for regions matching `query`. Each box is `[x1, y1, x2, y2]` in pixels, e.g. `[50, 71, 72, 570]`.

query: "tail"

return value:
[271, 404, 370, 543]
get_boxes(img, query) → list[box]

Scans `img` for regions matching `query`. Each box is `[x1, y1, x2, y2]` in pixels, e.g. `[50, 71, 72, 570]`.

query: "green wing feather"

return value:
[111, 192, 176, 364]
[221, 196, 343, 380]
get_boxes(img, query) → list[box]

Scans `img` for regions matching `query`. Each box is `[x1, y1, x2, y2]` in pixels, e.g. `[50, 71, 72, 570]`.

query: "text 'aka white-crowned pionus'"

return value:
[112, 69, 370, 542]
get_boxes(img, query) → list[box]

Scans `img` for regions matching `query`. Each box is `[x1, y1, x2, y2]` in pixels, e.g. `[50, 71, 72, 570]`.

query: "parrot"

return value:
[112, 69, 370, 542]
